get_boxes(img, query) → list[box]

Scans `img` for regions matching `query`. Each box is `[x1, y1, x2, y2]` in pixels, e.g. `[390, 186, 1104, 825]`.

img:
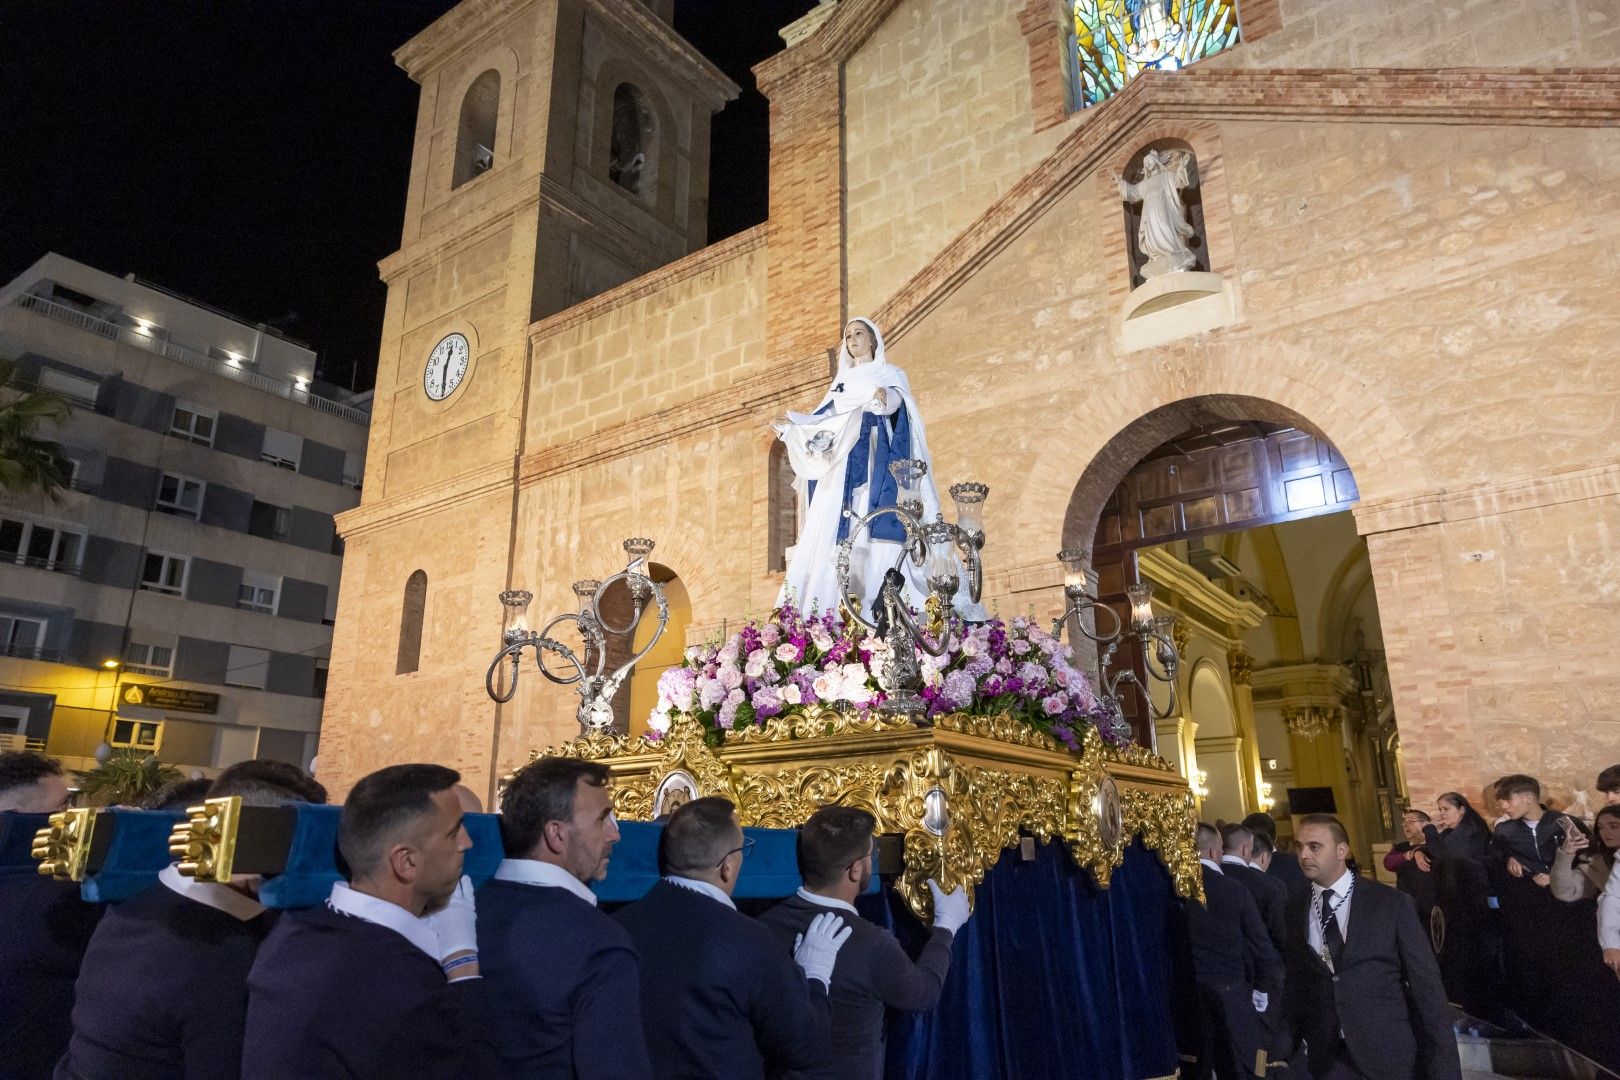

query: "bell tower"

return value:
[323, 0, 736, 797]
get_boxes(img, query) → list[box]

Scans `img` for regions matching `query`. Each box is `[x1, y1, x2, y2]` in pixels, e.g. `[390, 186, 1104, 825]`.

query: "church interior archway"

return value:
[1064, 398, 1401, 868]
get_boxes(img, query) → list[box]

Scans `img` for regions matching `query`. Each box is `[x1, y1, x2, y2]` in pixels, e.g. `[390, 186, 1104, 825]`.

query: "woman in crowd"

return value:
[1551, 804, 1619, 902]
[1423, 792, 1505, 1023]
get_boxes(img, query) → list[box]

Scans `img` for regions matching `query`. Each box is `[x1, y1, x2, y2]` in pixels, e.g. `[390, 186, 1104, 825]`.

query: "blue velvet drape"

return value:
[862, 839, 1190, 1080]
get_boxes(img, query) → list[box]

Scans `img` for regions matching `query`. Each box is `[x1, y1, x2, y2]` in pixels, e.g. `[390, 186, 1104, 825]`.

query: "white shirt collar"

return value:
[1313, 868, 1355, 899]
[493, 858, 598, 907]
[795, 886, 858, 915]
[1219, 855, 1249, 868]
[159, 862, 266, 922]
[1247, 860, 1266, 871]
[1200, 857, 1224, 874]
[326, 881, 440, 959]
[664, 875, 736, 910]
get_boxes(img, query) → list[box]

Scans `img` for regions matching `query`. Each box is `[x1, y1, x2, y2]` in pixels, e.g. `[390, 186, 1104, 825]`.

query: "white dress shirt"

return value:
[1599, 862, 1620, 951]
[1200, 857, 1224, 874]
[664, 875, 736, 910]
[1219, 855, 1251, 872]
[159, 862, 266, 922]
[1307, 869, 1356, 958]
[326, 881, 440, 959]
[493, 858, 598, 906]
[795, 887, 858, 915]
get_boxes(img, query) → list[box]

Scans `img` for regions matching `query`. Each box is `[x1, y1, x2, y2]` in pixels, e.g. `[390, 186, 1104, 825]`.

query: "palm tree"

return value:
[0, 357, 72, 500]
[74, 749, 183, 807]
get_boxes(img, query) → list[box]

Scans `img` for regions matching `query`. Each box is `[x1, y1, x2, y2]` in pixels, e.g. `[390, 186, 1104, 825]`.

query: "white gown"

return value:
[774, 318, 980, 620]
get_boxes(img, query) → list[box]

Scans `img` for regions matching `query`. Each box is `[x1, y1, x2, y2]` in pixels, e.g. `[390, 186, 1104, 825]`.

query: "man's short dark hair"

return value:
[798, 806, 876, 889]
[1240, 811, 1277, 843]
[1249, 832, 1274, 855]
[1495, 774, 1540, 801]
[209, 760, 327, 808]
[500, 758, 611, 857]
[0, 751, 62, 800]
[143, 777, 214, 811]
[1219, 823, 1252, 854]
[1402, 808, 1431, 823]
[659, 796, 739, 876]
[1195, 821, 1220, 855]
[1597, 764, 1620, 795]
[338, 763, 460, 879]
[1298, 813, 1349, 846]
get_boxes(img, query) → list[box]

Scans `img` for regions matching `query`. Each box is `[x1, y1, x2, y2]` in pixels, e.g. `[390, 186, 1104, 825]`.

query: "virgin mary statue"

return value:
[775, 317, 970, 617]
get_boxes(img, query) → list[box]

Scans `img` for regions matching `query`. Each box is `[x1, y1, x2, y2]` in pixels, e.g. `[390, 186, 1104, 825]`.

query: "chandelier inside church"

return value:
[1071, 0, 1242, 108]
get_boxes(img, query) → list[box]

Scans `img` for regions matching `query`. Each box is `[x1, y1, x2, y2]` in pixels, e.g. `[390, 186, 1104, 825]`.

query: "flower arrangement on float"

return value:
[648, 602, 1131, 751]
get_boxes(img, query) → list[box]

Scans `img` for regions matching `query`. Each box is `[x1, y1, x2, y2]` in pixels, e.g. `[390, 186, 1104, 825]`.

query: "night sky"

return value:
[0, 0, 818, 393]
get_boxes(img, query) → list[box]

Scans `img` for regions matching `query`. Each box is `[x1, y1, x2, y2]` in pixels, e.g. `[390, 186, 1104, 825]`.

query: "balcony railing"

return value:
[14, 293, 370, 425]
[0, 734, 47, 753]
[1, 553, 83, 577]
[0, 642, 62, 662]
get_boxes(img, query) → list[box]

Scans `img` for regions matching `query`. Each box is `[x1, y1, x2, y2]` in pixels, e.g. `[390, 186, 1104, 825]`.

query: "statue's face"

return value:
[1140, 151, 1162, 175]
[844, 321, 874, 363]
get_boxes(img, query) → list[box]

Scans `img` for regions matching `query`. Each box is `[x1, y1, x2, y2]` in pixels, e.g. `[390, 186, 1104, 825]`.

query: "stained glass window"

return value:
[1071, 0, 1241, 108]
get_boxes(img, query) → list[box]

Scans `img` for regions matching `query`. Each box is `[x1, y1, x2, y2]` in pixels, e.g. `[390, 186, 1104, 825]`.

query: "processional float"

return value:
[485, 459, 1201, 918]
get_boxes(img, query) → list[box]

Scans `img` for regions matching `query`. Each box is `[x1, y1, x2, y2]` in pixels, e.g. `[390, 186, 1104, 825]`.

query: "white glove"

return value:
[1252, 990, 1269, 1013]
[792, 912, 853, 988]
[423, 875, 478, 961]
[929, 879, 971, 934]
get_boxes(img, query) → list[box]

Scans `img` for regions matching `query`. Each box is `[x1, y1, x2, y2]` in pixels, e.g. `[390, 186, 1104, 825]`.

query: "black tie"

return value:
[1320, 889, 1345, 957]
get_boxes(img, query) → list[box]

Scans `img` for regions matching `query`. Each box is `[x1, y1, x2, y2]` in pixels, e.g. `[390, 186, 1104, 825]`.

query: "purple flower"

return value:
[942, 670, 976, 710]
[1018, 661, 1047, 689]
[754, 685, 783, 719]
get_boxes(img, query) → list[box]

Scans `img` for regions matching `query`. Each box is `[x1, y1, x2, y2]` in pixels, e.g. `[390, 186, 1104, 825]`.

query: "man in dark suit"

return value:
[0, 751, 100, 1080]
[615, 796, 851, 1080]
[1243, 812, 1306, 892]
[477, 757, 652, 1079]
[1187, 823, 1284, 1079]
[759, 805, 969, 1080]
[1284, 813, 1460, 1080]
[1220, 823, 1287, 951]
[55, 760, 326, 1080]
[243, 763, 497, 1079]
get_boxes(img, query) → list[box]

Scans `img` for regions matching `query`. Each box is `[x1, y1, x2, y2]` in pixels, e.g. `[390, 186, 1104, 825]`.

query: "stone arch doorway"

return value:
[1061, 394, 1401, 862]
[596, 564, 691, 737]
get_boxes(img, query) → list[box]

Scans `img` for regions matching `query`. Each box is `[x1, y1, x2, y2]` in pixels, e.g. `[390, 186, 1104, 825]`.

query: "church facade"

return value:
[323, 0, 1620, 851]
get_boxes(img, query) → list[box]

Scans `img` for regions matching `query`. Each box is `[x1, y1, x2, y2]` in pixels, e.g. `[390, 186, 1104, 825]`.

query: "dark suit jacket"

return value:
[1187, 865, 1283, 995]
[759, 893, 954, 1080]
[476, 879, 652, 1080]
[614, 880, 830, 1080]
[0, 871, 103, 1080]
[242, 904, 496, 1080]
[1283, 877, 1461, 1080]
[1221, 859, 1288, 954]
[55, 883, 273, 1080]
[1266, 850, 1308, 892]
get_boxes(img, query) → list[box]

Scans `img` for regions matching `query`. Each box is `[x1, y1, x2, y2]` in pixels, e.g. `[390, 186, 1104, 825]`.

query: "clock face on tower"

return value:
[423, 333, 470, 401]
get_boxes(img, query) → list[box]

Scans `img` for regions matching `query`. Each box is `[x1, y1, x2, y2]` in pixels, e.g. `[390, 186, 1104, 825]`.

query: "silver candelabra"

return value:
[486, 538, 670, 733]
[1052, 549, 1180, 745]
[835, 459, 988, 714]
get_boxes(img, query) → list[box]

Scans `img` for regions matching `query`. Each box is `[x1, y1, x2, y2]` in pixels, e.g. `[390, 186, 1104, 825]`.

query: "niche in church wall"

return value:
[452, 70, 501, 190]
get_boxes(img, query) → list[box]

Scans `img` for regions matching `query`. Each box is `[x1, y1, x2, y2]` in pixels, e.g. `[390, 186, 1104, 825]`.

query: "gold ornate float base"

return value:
[534, 709, 1200, 919]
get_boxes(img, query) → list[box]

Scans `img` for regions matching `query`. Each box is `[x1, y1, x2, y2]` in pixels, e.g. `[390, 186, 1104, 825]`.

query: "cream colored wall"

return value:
[844, 0, 1067, 313]
[1211, 0, 1620, 69]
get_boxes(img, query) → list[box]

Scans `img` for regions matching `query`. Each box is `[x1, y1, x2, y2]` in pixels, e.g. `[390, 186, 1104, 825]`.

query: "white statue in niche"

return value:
[1115, 149, 1198, 279]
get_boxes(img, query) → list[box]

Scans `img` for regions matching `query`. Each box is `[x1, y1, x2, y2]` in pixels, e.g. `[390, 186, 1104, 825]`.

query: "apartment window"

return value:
[124, 641, 174, 677]
[248, 500, 291, 541]
[0, 515, 85, 573]
[0, 613, 46, 660]
[237, 570, 280, 615]
[156, 473, 205, 519]
[261, 428, 302, 471]
[225, 645, 270, 689]
[110, 719, 163, 752]
[36, 366, 100, 406]
[140, 552, 187, 595]
[342, 450, 363, 490]
[0, 705, 26, 737]
[169, 402, 217, 446]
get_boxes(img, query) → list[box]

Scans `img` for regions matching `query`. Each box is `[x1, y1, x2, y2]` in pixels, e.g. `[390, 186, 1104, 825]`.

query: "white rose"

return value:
[782, 683, 802, 705]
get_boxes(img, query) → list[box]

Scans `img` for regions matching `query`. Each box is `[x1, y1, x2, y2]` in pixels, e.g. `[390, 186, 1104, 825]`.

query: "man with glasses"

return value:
[761, 805, 970, 1080]
[615, 797, 852, 1079]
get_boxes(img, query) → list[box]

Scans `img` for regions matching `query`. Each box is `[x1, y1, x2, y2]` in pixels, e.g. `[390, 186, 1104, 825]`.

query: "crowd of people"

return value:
[0, 749, 970, 1080]
[1185, 768, 1620, 1080]
[4, 746, 1619, 1080]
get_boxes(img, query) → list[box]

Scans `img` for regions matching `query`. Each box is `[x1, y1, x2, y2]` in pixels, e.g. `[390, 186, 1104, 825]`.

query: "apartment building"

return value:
[0, 253, 369, 773]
